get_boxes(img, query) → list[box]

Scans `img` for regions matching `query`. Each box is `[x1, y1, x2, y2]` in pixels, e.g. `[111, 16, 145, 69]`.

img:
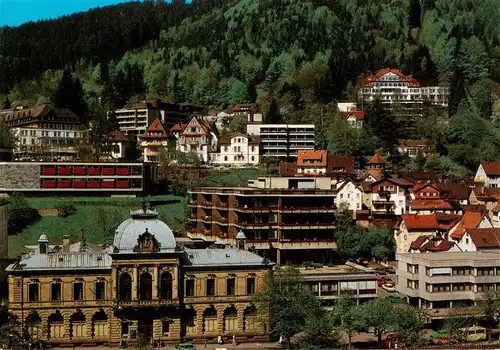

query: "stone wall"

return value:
[0, 163, 40, 189]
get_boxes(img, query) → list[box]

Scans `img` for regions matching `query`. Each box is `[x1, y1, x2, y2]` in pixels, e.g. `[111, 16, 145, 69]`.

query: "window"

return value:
[73, 281, 84, 300]
[224, 156, 228, 161]
[185, 279, 195, 297]
[162, 320, 170, 334]
[206, 279, 215, 296]
[226, 277, 235, 296]
[29, 283, 39, 302]
[251, 156, 255, 161]
[121, 322, 129, 336]
[246, 277, 255, 295]
[95, 281, 105, 300]
[51, 282, 61, 301]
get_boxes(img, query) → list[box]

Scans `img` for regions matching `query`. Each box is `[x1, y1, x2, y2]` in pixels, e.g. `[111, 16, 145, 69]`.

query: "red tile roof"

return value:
[400, 213, 461, 231]
[437, 181, 470, 200]
[365, 68, 421, 88]
[341, 110, 365, 121]
[467, 228, 500, 249]
[297, 150, 328, 167]
[140, 118, 170, 139]
[419, 239, 454, 252]
[171, 123, 186, 132]
[399, 139, 428, 148]
[397, 171, 440, 183]
[367, 153, 386, 164]
[410, 235, 427, 250]
[450, 211, 485, 239]
[279, 162, 297, 177]
[472, 187, 500, 202]
[410, 199, 461, 211]
[480, 162, 500, 176]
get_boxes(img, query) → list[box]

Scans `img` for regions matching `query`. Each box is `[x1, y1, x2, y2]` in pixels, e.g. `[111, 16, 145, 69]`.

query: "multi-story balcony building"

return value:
[187, 176, 337, 264]
[246, 124, 315, 161]
[358, 68, 449, 117]
[397, 251, 500, 320]
[0, 105, 86, 161]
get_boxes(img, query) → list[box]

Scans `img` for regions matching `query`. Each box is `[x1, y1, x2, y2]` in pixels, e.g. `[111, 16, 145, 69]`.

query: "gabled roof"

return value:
[297, 150, 327, 167]
[371, 177, 413, 192]
[480, 162, 500, 176]
[450, 211, 486, 239]
[437, 181, 470, 200]
[140, 118, 170, 139]
[397, 171, 440, 183]
[472, 187, 500, 202]
[341, 110, 365, 121]
[467, 228, 500, 249]
[411, 182, 441, 194]
[367, 153, 386, 164]
[409, 235, 455, 252]
[399, 139, 428, 148]
[399, 213, 461, 231]
[1, 104, 80, 126]
[219, 132, 259, 145]
[328, 155, 355, 173]
[180, 115, 218, 136]
[107, 130, 130, 142]
[171, 123, 186, 132]
[364, 68, 421, 88]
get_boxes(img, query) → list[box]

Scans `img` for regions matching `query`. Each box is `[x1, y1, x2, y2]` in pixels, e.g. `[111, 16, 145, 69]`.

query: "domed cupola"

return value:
[113, 207, 176, 253]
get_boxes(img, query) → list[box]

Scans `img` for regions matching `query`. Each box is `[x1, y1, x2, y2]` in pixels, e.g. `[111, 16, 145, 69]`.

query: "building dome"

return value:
[113, 208, 176, 253]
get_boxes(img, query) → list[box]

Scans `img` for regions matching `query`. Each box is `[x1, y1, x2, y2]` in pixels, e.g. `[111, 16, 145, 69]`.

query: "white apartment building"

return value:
[1, 105, 85, 161]
[246, 124, 315, 160]
[209, 133, 260, 166]
[397, 251, 500, 318]
[358, 68, 449, 110]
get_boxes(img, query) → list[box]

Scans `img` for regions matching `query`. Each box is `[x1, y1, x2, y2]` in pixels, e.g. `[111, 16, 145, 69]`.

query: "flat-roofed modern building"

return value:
[187, 176, 337, 264]
[397, 251, 500, 319]
[300, 264, 378, 308]
[246, 124, 315, 161]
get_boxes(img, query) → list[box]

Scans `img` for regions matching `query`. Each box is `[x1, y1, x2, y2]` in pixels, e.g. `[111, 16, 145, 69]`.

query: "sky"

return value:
[0, 0, 143, 27]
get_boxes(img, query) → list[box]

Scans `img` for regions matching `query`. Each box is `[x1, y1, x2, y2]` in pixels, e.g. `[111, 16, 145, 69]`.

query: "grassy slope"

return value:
[8, 195, 188, 258]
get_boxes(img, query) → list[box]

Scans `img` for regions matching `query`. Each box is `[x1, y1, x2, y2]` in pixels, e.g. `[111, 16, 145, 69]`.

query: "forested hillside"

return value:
[2, 0, 500, 176]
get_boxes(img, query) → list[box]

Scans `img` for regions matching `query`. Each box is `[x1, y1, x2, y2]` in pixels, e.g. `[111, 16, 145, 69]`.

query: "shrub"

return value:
[7, 193, 40, 234]
[56, 202, 76, 218]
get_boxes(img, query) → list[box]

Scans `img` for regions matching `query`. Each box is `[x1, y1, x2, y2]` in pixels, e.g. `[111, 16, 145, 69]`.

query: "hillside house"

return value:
[296, 150, 328, 175]
[209, 133, 260, 166]
[474, 162, 500, 188]
[336, 180, 363, 212]
[139, 119, 175, 162]
[178, 116, 219, 163]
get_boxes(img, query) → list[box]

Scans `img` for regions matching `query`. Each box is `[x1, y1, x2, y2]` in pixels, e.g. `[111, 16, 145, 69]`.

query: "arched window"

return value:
[160, 272, 173, 300]
[139, 272, 153, 300]
[119, 273, 132, 301]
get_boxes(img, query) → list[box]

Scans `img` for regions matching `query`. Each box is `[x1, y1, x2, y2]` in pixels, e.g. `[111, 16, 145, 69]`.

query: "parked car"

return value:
[377, 278, 386, 287]
[387, 295, 404, 303]
[376, 267, 388, 275]
[382, 282, 396, 292]
[431, 330, 457, 345]
[385, 267, 396, 274]
[168, 343, 196, 350]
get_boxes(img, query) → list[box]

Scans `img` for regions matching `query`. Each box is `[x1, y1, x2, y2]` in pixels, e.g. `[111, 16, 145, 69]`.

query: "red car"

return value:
[377, 278, 385, 287]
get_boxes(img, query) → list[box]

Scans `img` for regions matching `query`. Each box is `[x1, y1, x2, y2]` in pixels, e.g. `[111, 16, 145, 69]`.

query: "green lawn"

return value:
[8, 195, 188, 258]
[206, 169, 266, 186]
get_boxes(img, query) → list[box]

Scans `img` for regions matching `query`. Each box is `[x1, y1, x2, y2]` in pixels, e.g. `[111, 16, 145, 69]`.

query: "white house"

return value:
[209, 133, 260, 166]
[335, 180, 363, 211]
[178, 116, 219, 163]
[474, 162, 500, 188]
[370, 178, 413, 215]
[457, 228, 500, 252]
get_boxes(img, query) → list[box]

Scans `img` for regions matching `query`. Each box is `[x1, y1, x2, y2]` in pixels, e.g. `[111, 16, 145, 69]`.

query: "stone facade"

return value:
[6, 209, 271, 347]
[0, 163, 40, 190]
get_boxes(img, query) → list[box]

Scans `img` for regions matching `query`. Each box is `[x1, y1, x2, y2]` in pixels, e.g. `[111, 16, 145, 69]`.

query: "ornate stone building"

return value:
[6, 208, 272, 347]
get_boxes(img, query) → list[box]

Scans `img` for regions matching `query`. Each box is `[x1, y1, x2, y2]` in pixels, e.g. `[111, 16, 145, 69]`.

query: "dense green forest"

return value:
[1, 0, 500, 177]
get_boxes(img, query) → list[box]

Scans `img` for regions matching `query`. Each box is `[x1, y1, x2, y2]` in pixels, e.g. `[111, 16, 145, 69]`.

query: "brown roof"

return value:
[218, 132, 260, 145]
[140, 118, 170, 139]
[367, 153, 386, 164]
[1, 104, 80, 126]
[107, 130, 130, 142]
[419, 239, 454, 252]
[410, 235, 427, 250]
[297, 150, 327, 167]
[397, 171, 440, 183]
[467, 228, 500, 248]
[481, 162, 500, 176]
[472, 187, 500, 202]
[328, 155, 355, 173]
[171, 123, 186, 132]
[437, 181, 470, 200]
[450, 211, 486, 239]
[279, 162, 297, 177]
[399, 139, 428, 148]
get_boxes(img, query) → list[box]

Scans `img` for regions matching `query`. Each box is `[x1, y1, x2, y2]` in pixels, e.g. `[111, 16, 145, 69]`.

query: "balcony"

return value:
[279, 222, 336, 229]
[200, 215, 212, 223]
[187, 200, 198, 207]
[188, 214, 198, 222]
[214, 202, 229, 210]
[234, 205, 275, 213]
[276, 239, 337, 250]
[199, 201, 212, 209]
[183, 294, 253, 305]
[214, 217, 229, 226]
[236, 222, 274, 229]
[247, 240, 276, 249]
[280, 206, 336, 213]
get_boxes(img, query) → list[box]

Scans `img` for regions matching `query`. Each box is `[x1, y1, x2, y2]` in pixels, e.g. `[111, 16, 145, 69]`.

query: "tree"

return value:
[265, 99, 282, 124]
[0, 305, 21, 350]
[479, 290, 500, 337]
[227, 115, 247, 133]
[0, 121, 15, 149]
[7, 193, 40, 234]
[52, 68, 88, 118]
[392, 306, 425, 346]
[330, 294, 364, 350]
[254, 267, 331, 346]
[227, 79, 249, 104]
[360, 298, 395, 344]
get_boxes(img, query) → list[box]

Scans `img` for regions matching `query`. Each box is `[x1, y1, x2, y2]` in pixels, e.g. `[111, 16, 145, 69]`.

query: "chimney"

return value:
[62, 235, 70, 253]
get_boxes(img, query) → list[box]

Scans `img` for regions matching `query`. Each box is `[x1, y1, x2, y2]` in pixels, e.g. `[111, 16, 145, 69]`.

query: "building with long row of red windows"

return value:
[0, 162, 155, 194]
